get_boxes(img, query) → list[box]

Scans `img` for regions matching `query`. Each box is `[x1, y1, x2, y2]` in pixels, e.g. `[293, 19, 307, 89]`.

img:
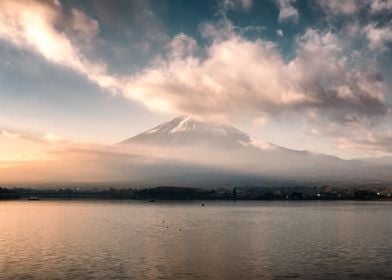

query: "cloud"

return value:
[0, 0, 390, 157]
[221, 0, 253, 11]
[0, 128, 57, 162]
[338, 135, 392, 155]
[1, 129, 24, 140]
[0, 0, 119, 90]
[288, 29, 386, 118]
[314, 1, 392, 52]
[317, 0, 392, 16]
[0, 127, 66, 145]
[169, 33, 198, 59]
[121, 27, 387, 123]
[124, 33, 309, 118]
[332, 125, 392, 157]
[67, 8, 99, 44]
[317, 0, 360, 15]
[92, 0, 168, 44]
[277, 0, 299, 23]
[364, 23, 392, 50]
[240, 0, 253, 10]
[300, 103, 392, 158]
[370, 0, 392, 12]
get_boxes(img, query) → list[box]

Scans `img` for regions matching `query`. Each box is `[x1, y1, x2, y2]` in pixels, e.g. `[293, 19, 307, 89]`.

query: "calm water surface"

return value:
[0, 200, 391, 280]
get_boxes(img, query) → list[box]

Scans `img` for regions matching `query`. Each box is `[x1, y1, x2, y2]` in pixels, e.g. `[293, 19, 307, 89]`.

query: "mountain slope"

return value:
[2, 116, 392, 185]
[117, 116, 368, 179]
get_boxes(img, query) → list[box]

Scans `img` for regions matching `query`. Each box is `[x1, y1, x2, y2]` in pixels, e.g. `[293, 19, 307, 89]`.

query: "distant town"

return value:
[1, 185, 392, 201]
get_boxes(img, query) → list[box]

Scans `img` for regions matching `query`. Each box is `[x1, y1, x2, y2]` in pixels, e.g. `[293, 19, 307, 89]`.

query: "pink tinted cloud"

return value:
[0, 0, 388, 128]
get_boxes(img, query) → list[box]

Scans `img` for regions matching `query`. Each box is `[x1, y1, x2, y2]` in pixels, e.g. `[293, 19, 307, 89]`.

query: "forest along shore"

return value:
[1, 186, 391, 201]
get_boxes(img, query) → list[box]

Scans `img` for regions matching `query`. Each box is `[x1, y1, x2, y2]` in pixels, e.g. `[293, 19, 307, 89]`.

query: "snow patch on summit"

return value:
[169, 116, 194, 133]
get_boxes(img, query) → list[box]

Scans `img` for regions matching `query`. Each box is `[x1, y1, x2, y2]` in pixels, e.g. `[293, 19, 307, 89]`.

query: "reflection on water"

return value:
[0, 201, 391, 279]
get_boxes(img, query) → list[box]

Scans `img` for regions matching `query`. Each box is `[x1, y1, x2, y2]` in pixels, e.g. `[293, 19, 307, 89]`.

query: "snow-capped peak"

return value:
[120, 116, 273, 150]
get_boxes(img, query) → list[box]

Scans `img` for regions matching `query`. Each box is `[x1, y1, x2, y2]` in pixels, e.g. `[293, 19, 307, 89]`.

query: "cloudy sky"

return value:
[0, 0, 392, 160]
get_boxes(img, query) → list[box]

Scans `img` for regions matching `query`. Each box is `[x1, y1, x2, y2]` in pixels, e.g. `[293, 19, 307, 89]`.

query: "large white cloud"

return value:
[124, 33, 307, 118]
[121, 26, 387, 122]
[0, 0, 386, 121]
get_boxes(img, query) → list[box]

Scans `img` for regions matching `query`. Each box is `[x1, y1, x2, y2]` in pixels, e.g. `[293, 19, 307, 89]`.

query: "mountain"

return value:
[2, 116, 392, 186]
[117, 116, 372, 181]
[120, 116, 272, 149]
[116, 116, 392, 185]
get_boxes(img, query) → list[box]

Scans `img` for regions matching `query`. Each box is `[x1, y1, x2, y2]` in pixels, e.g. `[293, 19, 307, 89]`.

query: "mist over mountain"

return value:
[116, 116, 392, 185]
[1, 116, 392, 186]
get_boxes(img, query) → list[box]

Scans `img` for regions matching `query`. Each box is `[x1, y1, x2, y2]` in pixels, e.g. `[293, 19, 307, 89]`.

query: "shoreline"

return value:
[2, 185, 392, 201]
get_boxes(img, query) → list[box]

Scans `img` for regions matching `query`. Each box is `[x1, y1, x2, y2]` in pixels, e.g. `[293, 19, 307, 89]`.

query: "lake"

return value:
[0, 200, 391, 279]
